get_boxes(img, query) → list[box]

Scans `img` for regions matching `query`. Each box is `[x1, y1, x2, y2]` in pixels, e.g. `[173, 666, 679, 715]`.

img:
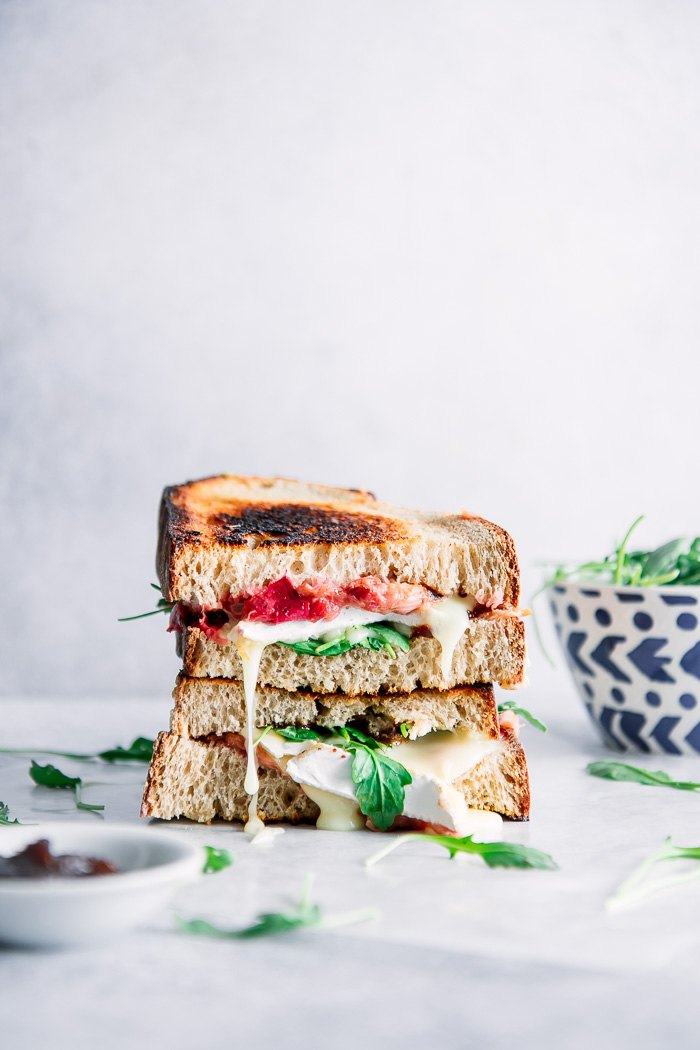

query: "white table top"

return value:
[2, 685, 700, 1050]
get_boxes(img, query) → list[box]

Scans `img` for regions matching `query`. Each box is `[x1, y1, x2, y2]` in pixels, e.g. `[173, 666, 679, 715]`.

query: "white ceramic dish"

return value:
[0, 823, 203, 948]
[548, 582, 700, 755]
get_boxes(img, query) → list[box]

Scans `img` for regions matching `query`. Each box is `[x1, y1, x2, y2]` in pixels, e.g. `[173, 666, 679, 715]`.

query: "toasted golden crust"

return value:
[169, 674, 500, 740]
[178, 615, 526, 692]
[157, 475, 520, 608]
[140, 729, 530, 823]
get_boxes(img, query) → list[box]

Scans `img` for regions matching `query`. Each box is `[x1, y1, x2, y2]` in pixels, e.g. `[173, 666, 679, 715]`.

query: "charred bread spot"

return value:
[207, 503, 407, 548]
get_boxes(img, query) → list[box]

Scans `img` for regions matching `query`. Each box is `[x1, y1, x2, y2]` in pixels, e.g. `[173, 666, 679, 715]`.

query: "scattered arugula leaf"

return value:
[97, 738, 154, 763]
[202, 846, 235, 874]
[29, 761, 104, 813]
[118, 583, 176, 622]
[606, 837, 700, 910]
[498, 701, 547, 733]
[280, 621, 411, 659]
[587, 761, 700, 792]
[0, 736, 154, 764]
[365, 833, 559, 870]
[175, 874, 377, 938]
[0, 802, 20, 825]
[175, 910, 321, 938]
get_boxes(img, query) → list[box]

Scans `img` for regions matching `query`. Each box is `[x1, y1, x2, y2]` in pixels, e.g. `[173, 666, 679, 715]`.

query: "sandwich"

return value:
[141, 475, 531, 836]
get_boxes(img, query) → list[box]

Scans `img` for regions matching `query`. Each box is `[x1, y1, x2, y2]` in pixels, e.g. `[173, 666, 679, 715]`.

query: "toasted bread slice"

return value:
[169, 674, 500, 740]
[158, 475, 519, 608]
[178, 614, 526, 692]
[141, 729, 530, 824]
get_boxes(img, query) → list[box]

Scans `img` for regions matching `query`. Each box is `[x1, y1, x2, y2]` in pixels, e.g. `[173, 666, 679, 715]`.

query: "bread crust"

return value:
[178, 615, 526, 692]
[140, 728, 530, 823]
[157, 475, 520, 608]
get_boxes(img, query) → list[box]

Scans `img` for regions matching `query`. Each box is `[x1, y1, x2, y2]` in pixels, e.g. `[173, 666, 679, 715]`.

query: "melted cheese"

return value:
[420, 595, 474, 678]
[249, 826, 285, 847]
[300, 785, 365, 831]
[234, 635, 266, 835]
[231, 590, 483, 834]
[391, 728, 499, 782]
[268, 729, 504, 834]
[449, 805, 503, 840]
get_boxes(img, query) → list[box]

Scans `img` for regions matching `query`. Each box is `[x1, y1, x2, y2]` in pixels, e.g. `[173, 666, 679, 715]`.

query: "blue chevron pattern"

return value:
[550, 583, 700, 755]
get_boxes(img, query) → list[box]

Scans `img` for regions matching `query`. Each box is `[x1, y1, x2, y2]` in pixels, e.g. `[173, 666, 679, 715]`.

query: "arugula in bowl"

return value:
[544, 516, 700, 589]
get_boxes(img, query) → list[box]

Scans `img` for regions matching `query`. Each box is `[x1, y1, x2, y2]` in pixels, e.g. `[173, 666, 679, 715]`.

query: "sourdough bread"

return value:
[178, 615, 526, 692]
[158, 475, 520, 608]
[170, 674, 500, 740]
[141, 729, 530, 823]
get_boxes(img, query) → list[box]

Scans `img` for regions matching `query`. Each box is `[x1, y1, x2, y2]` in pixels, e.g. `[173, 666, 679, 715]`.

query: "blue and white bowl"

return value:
[548, 582, 700, 755]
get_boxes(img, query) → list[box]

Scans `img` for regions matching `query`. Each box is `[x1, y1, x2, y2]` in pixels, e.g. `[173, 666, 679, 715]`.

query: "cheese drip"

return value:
[421, 595, 474, 679]
[232, 592, 476, 833]
[234, 635, 267, 835]
[300, 785, 365, 831]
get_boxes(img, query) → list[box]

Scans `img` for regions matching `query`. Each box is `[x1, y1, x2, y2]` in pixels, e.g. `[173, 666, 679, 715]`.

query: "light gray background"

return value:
[1, 0, 698, 696]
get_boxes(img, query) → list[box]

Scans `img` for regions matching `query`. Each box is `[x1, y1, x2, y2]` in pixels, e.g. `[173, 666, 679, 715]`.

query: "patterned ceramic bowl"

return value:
[548, 582, 700, 755]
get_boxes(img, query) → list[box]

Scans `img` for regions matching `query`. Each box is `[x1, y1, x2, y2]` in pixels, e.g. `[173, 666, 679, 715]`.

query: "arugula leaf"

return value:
[202, 846, 235, 874]
[344, 745, 411, 830]
[0, 802, 20, 825]
[97, 737, 154, 763]
[287, 637, 355, 657]
[642, 539, 687, 583]
[335, 726, 384, 750]
[175, 875, 376, 938]
[272, 724, 410, 828]
[606, 837, 700, 910]
[0, 736, 154, 764]
[280, 621, 412, 659]
[498, 701, 547, 733]
[364, 623, 411, 659]
[275, 726, 323, 743]
[542, 517, 700, 589]
[614, 515, 645, 585]
[587, 761, 700, 792]
[534, 518, 700, 666]
[118, 584, 176, 622]
[29, 761, 104, 812]
[366, 833, 559, 870]
[176, 910, 322, 938]
[251, 727, 273, 749]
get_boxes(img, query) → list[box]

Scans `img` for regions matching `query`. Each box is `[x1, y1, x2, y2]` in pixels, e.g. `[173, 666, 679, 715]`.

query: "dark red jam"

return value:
[0, 838, 120, 878]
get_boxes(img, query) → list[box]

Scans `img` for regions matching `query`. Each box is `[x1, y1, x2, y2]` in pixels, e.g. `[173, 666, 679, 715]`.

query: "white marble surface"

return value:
[3, 683, 700, 1049]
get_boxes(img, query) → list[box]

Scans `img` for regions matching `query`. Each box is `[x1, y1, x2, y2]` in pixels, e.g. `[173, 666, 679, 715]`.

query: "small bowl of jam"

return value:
[0, 824, 202, 948]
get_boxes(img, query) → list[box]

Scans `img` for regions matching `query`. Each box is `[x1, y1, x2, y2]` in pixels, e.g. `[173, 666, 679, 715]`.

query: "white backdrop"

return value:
[1, 0, 698, 696]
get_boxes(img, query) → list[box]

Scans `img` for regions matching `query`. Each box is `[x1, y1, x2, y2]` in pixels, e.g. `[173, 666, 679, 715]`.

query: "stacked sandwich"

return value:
[142, 476, 530, 836]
